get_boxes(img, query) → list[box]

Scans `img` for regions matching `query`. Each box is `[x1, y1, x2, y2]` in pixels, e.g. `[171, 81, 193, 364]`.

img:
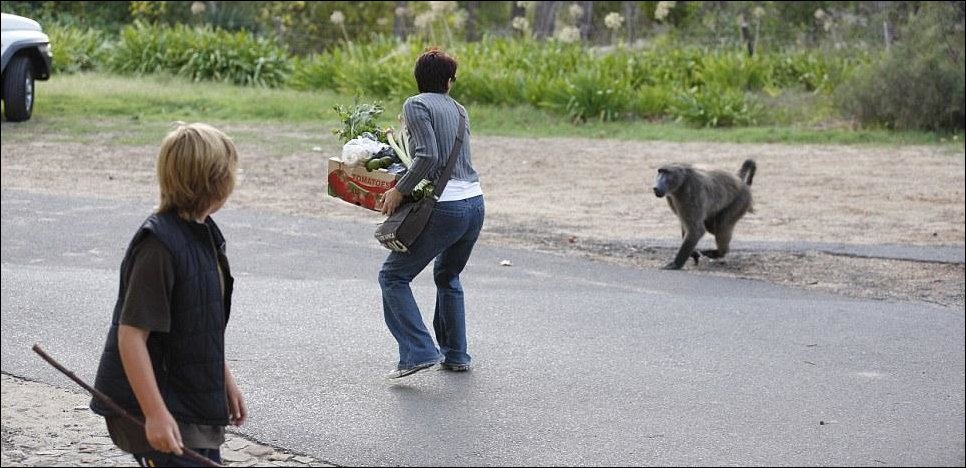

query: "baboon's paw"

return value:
[700, 249, 723, 259]
[662, 261, 684, 270]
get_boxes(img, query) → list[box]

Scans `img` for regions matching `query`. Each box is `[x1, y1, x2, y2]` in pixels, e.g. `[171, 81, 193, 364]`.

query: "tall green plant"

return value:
[45, 23, 111, 74]
[550, 69, 632, 122]
[670, 86, 763, 127]
[110, 22, 291, 87]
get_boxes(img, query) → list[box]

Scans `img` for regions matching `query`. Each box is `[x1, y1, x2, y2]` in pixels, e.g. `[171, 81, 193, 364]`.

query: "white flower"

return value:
[813, 9, 826, 20]
[604, 12, 624, 30]
[654, 1, 676, 21]
[190, 1, 206, 15]
[414, 11, 436, 30]
[429, 1, 457, 14]
[452, 9, 469, 29]
[511, 16, 530, 32]
[753, 6, 766, 19]
[556, 25, 581, 43]
[376, 17, 390, 27]
[569, 4, 584, 21]
[330, 10, 345, 25]
[841, 12, 860, 26]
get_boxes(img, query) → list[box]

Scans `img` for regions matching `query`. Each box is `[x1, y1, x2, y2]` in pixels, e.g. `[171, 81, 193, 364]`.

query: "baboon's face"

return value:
[653, 166, 684, 198]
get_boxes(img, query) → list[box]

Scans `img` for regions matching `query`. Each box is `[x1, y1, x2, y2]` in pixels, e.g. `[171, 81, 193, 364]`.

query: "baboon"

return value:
[653, 159, 757, 270]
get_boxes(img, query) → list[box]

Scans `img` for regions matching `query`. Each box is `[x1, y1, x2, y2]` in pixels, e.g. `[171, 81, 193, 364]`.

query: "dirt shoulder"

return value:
[0, 373, 329, 467]
[2, 122, 963, 307]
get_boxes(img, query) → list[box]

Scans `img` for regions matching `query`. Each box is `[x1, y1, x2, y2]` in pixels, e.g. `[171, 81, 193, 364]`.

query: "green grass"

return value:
[471, 106, 961, 145]
[10, 73, 964, 146]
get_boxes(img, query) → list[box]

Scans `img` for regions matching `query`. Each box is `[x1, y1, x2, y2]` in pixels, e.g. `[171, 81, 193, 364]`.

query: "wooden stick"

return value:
[32, 344, 221, 467]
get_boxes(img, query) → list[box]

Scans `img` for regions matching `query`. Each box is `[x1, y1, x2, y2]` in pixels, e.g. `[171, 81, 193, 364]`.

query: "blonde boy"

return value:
[90, 123, 246, 467]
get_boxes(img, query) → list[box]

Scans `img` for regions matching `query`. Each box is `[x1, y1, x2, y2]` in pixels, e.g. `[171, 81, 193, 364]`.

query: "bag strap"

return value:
[430, 104, 467, 200]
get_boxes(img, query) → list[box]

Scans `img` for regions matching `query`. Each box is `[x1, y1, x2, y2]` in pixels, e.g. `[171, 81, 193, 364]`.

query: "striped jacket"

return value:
[396, 93, 479, 194]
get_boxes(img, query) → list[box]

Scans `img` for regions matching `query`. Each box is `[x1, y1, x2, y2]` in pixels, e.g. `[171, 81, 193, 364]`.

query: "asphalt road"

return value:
[2, 190, 964, 466]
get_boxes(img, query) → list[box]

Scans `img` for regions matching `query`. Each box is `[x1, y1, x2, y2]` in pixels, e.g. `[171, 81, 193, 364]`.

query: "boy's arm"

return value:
[118, 324, 183, 455]
[225, 360, 247, 426]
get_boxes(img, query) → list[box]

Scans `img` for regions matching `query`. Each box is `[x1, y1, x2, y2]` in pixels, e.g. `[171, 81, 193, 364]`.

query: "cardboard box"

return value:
[326, 157, 401, 211]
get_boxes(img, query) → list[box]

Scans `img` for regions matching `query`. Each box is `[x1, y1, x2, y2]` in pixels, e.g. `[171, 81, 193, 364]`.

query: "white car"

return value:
[1, 12, 52, 122]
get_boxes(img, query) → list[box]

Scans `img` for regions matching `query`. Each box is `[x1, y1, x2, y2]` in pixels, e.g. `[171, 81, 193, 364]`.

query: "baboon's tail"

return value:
[739, 159, 756, 186]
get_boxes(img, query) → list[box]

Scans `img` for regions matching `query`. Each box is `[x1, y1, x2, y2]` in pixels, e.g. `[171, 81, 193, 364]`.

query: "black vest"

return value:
[90, 211, 234, 425]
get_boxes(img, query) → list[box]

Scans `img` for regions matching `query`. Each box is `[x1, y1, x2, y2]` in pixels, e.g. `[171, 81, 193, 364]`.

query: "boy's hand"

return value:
[226, 367, 247, 426]
[145, 410, 183, 455]
[117, 325, 182, 455]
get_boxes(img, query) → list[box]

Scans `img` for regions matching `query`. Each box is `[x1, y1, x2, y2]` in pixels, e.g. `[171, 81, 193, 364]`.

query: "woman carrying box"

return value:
[378, 48, 485, 379]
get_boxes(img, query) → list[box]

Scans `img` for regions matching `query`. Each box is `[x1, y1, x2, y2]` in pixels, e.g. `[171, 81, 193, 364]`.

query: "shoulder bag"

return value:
[374, 104, 466, 253]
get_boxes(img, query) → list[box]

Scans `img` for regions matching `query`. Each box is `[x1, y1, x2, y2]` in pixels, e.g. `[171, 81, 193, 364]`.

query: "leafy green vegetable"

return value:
[333, 101, 385, 143]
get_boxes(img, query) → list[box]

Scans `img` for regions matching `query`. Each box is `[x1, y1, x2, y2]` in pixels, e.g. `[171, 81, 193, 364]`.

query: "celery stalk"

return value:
[385, 129, 412, 168]
[395, 131, 413, 167]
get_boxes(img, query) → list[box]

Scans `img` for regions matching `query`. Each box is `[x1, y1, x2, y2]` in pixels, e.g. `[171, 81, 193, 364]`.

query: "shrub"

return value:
[634, 47, 705, 89]
[548, 68, 632, 122]
[110, 22, 291, 87]
[770, 50, 862, 93]
[450, 68, 525, 106]
[670, 86, 763, 127]
[45, 23, 111, 74]
[834, 3, 965, 131]
[289, 55, 338, 91]
[633, 85, 674, 118]
[698, 53, 771, 91]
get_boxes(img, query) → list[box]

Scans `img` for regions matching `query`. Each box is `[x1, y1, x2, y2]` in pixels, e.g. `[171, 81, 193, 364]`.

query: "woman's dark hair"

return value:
[414, 48, 458, 94]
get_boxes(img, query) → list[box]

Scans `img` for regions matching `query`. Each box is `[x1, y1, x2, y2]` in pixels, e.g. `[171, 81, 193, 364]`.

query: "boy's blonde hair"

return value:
[157, 122, 238, 221]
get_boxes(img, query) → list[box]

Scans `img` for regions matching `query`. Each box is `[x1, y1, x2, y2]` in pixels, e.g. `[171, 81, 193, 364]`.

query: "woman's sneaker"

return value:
[440, 362, 470, 372]
[385, 362, 437, 380]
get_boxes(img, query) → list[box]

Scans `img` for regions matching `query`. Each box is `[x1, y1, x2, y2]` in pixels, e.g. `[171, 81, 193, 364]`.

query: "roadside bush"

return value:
[45, 23, 111, 74]
[837, 54, 965, 131]
[670, 86, 763, 127]
[633, 47, 706, 89]
[454, 38, 585, 106]
[450, 68, 525, 106]
[834, 3, 965, 131]
[549, 68, 632, 122]
[289, 55, 338, 91]
[292, 39, 414, 100]
[292, 38, 868, 127]
[770, 50, 864, 93]
[632, 85, 674, 118]
[110, 22, 291, 87]
[700, 53, 772, 91]
[49, 21, 879, 128]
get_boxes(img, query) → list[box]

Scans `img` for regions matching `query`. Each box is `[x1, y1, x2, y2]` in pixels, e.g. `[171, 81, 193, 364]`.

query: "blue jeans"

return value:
[134, 448, 221, 467]
[379, 195, 485, 369]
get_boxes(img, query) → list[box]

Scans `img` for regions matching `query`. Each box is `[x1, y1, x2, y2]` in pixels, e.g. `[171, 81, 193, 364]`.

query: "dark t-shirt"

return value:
[105, 235, 225, 453]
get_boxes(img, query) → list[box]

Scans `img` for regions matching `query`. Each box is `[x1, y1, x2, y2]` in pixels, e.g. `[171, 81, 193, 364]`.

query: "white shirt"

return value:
[438, 179, 483, 202]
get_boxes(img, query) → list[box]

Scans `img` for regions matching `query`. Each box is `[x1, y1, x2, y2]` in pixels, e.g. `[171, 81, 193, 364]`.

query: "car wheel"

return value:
[3, 55, 35, 122]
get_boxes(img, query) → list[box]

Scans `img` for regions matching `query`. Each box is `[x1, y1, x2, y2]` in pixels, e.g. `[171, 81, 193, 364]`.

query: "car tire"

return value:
[3, 55, 35, 122]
